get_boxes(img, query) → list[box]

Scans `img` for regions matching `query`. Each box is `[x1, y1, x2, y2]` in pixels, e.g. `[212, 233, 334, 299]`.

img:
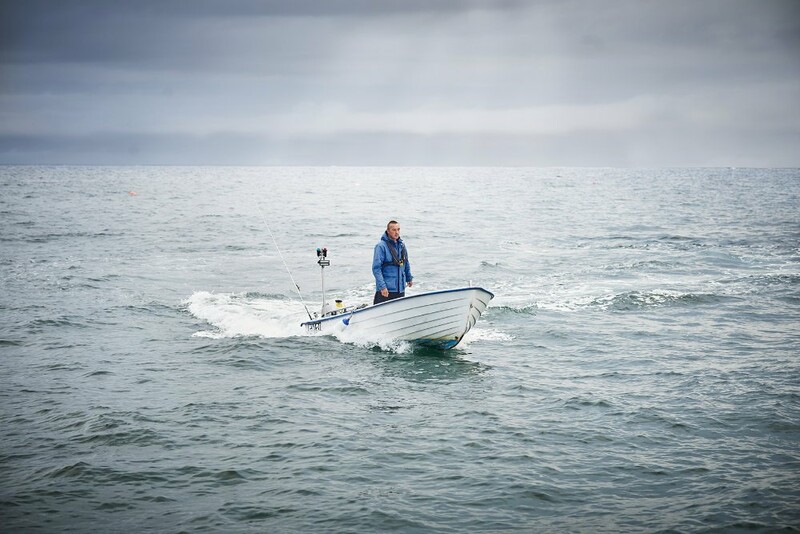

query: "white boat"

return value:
[299, 247, 493, 349]
[301, 287, 494, 349]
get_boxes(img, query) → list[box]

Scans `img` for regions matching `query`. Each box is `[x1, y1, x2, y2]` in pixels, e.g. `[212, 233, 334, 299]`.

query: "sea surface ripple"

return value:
[1, 166, 799, 532]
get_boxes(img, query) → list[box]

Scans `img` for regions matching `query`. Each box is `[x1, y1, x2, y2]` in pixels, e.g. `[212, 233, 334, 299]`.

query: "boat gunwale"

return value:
[300, 287, 494, 327]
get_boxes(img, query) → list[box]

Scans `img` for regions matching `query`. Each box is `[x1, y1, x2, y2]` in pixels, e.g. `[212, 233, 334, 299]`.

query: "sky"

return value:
[1, 0, 798, 167]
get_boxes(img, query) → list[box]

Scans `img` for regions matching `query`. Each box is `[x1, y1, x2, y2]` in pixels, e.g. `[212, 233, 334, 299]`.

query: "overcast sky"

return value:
[1, 0, 798, 166]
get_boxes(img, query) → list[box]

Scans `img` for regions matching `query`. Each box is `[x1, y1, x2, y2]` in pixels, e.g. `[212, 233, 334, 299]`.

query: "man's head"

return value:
[386, 220, 400, 241]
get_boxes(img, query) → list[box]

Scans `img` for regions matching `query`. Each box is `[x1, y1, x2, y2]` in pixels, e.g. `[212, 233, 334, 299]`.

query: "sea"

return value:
[1, 166, 799, 533]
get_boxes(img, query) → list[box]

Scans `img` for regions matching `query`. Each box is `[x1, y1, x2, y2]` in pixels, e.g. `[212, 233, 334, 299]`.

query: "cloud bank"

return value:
[1, 0, 798, 166]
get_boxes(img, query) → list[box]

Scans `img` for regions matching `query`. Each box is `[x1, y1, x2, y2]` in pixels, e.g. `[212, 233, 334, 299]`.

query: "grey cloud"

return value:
[0, 0, 530, 64]
[0, 0, 798, 166]
[2, 122, 795, 167]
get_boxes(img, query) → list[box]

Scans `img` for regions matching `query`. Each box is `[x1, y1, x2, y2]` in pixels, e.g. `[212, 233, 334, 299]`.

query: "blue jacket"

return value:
[372, 233, 413, 293]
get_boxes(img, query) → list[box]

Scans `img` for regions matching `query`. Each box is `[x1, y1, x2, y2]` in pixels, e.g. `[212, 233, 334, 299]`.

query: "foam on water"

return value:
[186, 291, 307, 339]
[459, 325, 514, 344]
[334, 327, 415, 353]
[185, 290, 419, 352]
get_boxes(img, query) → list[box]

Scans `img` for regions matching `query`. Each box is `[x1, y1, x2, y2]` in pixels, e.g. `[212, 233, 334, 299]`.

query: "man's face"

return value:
[387, 223, 400, 241]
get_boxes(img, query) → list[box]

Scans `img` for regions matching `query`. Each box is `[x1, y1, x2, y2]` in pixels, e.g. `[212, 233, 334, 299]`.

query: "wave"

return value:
[333, 323, 511, 354]
[490, 288, 730, 314]
[479, 260, 508, 270]
[487, 303, 539, 316]
[331, 327, 415, 353]
[720, 272, 800, 287]
[585, 234, 708, 251]
[185, 291, 306, 339]
[590, 290, 725, 311]
[0, 230, 124, 243]
[601, 259, 680, 272]
[27, 316, 89, 332]
[461, 326, 513, 344]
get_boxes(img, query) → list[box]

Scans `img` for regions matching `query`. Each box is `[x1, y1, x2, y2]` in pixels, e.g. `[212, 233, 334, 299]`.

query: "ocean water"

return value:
[1, 166, 799, 532]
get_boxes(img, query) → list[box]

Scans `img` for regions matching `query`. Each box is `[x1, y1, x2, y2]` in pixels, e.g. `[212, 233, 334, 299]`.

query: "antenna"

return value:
[316, 247, 329, 314]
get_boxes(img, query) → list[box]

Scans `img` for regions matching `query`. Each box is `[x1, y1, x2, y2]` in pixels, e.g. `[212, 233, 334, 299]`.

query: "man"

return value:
[372, 220, 414, 304]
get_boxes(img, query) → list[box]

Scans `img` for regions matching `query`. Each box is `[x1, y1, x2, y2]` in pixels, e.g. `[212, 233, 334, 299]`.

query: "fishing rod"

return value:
[256, 205, 313, 320]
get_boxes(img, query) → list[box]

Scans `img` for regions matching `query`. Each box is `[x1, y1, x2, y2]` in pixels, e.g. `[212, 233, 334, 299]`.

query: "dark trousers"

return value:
[374, 291, 405, 304]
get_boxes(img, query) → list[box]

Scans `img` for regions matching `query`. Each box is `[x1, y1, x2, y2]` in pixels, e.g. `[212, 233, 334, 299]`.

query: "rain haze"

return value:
[1, 0, 798, 166]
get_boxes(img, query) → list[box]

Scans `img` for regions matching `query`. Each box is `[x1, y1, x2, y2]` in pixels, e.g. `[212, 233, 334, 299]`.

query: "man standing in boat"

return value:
[372, 220, 413, 304]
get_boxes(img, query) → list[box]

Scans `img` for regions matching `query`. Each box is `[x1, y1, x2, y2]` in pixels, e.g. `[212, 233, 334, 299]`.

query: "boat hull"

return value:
[301, 287, 494, 349]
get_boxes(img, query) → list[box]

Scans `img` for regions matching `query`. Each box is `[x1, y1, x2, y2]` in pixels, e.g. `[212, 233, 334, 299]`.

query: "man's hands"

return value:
[381, 281, 412, 297]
